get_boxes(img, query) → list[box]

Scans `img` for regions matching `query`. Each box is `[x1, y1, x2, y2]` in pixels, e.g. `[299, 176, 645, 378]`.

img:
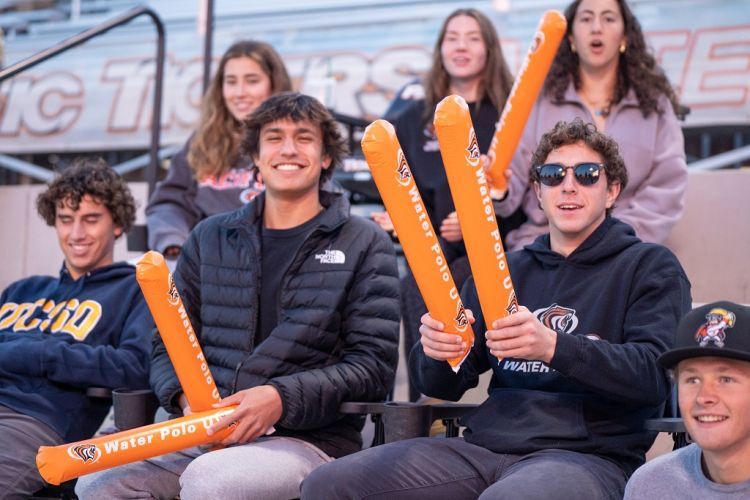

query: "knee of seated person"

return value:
[179, 457, 217, 496]
[301, 459, 353, 497]
[74, 471, 112, 499]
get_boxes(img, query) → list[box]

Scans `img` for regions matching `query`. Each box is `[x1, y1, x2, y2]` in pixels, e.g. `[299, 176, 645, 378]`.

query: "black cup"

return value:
[381, 402, 433, 444]
[113, 388, 160, 430]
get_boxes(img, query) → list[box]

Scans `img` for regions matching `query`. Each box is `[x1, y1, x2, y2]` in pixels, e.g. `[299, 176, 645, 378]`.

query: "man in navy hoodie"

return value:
[302, 118, 692, 499]
[0, 159, 153, 497]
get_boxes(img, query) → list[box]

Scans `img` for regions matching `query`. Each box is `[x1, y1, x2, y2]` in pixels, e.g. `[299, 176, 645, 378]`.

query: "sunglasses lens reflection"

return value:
[537, 163, 601, 187]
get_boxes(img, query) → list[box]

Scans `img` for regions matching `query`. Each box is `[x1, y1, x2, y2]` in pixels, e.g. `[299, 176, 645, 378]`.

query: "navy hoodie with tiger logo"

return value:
[410, 217, 692, 476]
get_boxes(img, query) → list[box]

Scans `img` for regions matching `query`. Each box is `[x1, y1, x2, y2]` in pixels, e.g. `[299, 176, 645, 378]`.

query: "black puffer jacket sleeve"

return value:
[268, 223, 400, 430]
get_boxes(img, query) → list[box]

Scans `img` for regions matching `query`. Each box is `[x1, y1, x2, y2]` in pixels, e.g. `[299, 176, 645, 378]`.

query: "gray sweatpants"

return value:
[0, 405, 64, 499]
[75, 435, 332, 500]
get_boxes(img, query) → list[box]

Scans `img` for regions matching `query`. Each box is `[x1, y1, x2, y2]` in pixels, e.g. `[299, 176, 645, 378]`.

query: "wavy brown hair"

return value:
[544, 0, 680, 117]
[423, 8, 513, 126]
[37, 158, 136, 237]
[242, 93, 348, 186]
[188, 40, 292, 180]
[531, 118, 628, 215]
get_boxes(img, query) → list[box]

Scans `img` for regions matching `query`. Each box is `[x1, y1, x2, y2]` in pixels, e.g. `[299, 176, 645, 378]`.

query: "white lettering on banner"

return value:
[648, 30, 691, 77]
[681, 26, 750, 108]
[1, 26, 749, 154]
[102, 57, 156, 133]
[0, 72, 83, 137]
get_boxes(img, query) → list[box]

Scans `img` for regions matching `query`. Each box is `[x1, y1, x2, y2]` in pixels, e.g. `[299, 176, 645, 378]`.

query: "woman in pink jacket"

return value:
[497, 0, 687, 249]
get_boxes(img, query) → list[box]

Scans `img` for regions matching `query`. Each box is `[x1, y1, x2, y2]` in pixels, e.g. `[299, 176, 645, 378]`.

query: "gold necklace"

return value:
[580, 91, 612, 118]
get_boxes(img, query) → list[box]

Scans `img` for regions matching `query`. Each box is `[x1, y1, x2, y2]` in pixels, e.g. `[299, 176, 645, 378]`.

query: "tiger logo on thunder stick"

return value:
[434, 96, 519, 343]
[136, 251, 221, 411]
[36, 407, 237, 485]
[486, 10, 567, 192]
[362, 120, 473, 371]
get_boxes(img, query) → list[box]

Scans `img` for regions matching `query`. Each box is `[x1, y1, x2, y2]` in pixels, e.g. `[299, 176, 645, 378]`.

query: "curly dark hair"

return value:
[531, 118, 628, 214]
[36, 158, 136, 236]
[242, 92, 348, 186]
[544, 0, 681, 118]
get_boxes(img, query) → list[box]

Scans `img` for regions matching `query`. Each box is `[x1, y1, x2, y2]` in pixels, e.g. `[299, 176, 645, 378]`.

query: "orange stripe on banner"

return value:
[434, 96, 519, 342]
[487, 10, 567, 192]
[362, 120, 473, 371]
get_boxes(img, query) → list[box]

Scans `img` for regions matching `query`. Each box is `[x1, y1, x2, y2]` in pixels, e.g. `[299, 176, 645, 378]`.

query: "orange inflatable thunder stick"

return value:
[434, 96, 519, 334]
[135, 251, 221, 412]
[36, 407, 237, 485]
[362, 120, 473, 371]
[36, 251, 230, 485]
[486, 10, 567, 192]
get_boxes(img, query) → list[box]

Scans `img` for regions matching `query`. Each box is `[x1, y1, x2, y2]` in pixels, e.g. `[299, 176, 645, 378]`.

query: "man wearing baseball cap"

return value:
[625, 301, 750, 498]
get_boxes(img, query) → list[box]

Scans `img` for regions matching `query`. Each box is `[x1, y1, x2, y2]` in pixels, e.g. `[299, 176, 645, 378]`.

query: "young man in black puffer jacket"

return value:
[76, 93, 400, 500]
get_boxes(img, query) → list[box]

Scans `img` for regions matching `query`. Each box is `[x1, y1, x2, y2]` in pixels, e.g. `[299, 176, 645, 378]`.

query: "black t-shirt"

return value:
[257, 212, 323, 345]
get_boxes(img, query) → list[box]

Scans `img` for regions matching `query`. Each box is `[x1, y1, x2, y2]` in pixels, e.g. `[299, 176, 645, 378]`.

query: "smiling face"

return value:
[55, 195, 120, 280]
[222, 56, 273, 122]
[253, 118, 331, 201]
[677, 357, 750, 465]
[533, 141, 620, 255]
[570, 0, 626, 74]
[440, 14, 488, 89]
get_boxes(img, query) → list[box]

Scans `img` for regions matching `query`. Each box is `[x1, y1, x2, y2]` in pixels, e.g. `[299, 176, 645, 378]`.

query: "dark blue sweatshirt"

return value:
[410, 218, 692, 475]
[0, 262, 153, 441]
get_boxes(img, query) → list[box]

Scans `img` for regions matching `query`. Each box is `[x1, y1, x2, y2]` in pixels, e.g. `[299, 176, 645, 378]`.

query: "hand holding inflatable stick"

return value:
[434, 96, 519, 346]
[486, 10, 567, 193]
[362, 120, 473, 371]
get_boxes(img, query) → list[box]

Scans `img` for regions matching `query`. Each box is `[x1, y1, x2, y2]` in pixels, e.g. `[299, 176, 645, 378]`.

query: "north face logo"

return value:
[314, 250, 346, 264]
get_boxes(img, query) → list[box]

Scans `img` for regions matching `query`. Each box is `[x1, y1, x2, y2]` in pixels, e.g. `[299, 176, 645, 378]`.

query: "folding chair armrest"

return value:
[339, 401, 478, 445]
[644, 417, 686, 434]
[85, 387, 113, 399]
[339, 402, 387, 416]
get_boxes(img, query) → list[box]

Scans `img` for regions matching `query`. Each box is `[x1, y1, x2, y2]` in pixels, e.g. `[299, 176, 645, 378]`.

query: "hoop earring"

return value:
[619, 41, 626, 54]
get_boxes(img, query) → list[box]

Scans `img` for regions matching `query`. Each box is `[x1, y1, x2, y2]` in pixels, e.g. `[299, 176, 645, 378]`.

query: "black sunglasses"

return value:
[535, 162, 603, 187]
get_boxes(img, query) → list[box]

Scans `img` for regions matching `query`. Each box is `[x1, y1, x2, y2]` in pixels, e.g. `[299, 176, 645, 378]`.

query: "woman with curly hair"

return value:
[496, 0, 687, 250]
[146, 40, 292, 258]
[372, 8, 519, 400]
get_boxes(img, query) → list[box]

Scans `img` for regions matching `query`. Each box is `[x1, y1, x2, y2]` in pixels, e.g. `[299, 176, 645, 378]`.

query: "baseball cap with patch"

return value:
[659, 301, 750, 369]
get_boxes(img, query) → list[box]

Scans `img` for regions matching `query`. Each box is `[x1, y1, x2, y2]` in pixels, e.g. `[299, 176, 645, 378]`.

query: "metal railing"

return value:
[688, 144, 750, 171]
[0, 5, 165, 196]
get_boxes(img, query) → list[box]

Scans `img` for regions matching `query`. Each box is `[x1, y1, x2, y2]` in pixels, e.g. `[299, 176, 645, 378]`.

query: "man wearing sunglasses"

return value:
[302, 118, 692, 499]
